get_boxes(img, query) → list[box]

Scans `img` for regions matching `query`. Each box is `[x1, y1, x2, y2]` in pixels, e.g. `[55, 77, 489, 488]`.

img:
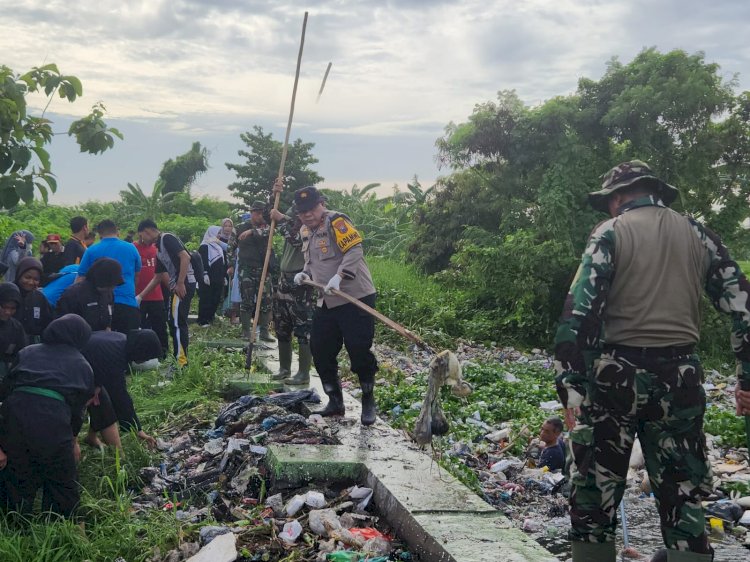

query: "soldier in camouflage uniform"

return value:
[268, 180, 315, 385]
[554, 161, 750, 562]
[227, 201, 275, 341]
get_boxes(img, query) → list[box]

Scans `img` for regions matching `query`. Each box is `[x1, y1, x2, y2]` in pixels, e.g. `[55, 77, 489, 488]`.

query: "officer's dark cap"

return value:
[294, 186, 324, 212]
[249, 201, 266, 212]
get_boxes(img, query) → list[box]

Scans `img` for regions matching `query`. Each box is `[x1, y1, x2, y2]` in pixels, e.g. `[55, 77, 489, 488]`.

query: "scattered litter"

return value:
[279, 520, 303, 543]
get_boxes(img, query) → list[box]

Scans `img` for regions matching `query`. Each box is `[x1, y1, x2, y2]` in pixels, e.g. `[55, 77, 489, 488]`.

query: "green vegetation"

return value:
[1, 64, 122, 209]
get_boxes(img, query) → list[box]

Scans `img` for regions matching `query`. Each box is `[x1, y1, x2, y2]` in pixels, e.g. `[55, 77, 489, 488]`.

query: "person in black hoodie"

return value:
[0, 283, 26, 380]
[0, 314, 95, 516]
[83, 329, 162, 449]
[13, 257, 54, 344]
[56, 258, 123, 331]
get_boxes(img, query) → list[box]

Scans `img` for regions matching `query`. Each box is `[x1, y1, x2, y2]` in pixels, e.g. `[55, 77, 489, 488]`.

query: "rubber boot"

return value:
[240, 310, 251, 339]
[317, 380, 345, 417]
[571, 540, 616, 562]
[259, 310, 276, 342]
[274, 340, 293, 380]
[360, 382, 377, 426]
[666, 550, 714, 562]
[284, 342, 311, 385]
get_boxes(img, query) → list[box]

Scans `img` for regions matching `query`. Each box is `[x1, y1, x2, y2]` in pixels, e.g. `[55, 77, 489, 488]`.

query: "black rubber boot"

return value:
[240, 311, 251, 339]
[318, 382, 345, 417]
[360, 382, 376, 426]
[274, 340, 293, 380]
[284, 342, 311, 385]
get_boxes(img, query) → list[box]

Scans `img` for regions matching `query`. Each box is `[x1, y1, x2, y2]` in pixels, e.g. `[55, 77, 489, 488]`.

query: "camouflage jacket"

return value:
[554, 196, 750, 408]
[226, 221, 271, 268]
[275, 213, 305, 273]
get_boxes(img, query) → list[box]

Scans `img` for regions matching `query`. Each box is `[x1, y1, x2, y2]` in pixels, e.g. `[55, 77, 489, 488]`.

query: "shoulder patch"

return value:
[331, 217, 362, 253]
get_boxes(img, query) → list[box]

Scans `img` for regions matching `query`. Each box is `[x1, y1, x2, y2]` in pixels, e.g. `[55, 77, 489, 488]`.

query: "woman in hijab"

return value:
[219, 217, 234, 243]
[1, 230, 34, 282]
[13, 257, 54, 344]
[56, 258, 123, 331]
[197, 226, 227, 327]
[0, 314, 95, 516]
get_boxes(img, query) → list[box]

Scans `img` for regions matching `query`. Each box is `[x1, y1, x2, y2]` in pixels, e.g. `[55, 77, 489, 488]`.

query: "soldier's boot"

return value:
[360, 381, 377, 426]
[284, 342, 311, 385]
[571, 541, 616, 562]
[317, 376, 345, 417]
[259, 310, 276, 342]
[240, 311, 251, 339]
[665, 551, 713, 562]
[273, 340, 293, 380]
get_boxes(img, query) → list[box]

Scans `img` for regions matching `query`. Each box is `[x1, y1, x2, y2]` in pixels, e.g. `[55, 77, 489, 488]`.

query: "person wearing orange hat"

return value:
[41, 233, 66, 285]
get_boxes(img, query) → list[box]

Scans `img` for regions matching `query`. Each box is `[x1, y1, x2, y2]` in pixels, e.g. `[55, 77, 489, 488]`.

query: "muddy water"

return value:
[533, 491, 749, 561]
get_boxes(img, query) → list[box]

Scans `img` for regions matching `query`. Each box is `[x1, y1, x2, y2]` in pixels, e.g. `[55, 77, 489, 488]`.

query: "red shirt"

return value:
[134, 241, 163, 301]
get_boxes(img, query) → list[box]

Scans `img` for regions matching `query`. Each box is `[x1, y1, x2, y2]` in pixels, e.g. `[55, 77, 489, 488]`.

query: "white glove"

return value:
[135, 295, 142, 306]
[324, 274, 342, 295]
[203, 273, 211, 286]
[294, 272, 310, 286]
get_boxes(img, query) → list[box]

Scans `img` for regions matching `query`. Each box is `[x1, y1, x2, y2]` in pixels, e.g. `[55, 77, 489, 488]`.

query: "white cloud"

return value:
[2, 0, 749, 204]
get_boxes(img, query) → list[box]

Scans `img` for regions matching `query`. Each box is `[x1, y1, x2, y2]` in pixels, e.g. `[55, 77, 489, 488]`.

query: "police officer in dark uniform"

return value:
[292, 186, 378, 425]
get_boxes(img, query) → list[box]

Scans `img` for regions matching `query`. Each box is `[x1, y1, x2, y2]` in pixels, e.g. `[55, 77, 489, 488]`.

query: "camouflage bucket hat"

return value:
[588, 160, 679, 213]
[249, 200, 266, 212]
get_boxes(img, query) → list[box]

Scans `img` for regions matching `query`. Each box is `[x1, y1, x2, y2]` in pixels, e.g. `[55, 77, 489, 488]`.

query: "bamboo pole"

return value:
[245, 11, 308, 369]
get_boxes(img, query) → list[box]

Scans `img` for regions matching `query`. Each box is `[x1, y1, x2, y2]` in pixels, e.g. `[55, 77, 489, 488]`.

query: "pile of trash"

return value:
[128, 389, 414, 561]
[373, 341, 750, 560]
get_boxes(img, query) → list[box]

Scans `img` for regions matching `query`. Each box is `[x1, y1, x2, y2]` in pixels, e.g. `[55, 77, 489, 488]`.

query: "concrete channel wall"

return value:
[234, 340, 557, 562]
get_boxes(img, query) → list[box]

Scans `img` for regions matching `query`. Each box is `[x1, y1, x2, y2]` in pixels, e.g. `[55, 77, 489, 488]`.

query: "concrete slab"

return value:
[266, 444, 364, 485]
[412, 512, 557, 562]
[257, 350, 555, 561]
[202, 339, 248, 350]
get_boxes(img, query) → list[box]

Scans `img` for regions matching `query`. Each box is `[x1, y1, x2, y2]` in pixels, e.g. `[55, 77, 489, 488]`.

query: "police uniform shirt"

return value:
[301, 210, 375, 308]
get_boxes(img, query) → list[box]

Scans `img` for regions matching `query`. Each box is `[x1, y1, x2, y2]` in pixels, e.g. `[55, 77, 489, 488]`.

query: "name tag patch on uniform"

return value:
[33, 307, 40, 319]
[332, 217, 362, 253]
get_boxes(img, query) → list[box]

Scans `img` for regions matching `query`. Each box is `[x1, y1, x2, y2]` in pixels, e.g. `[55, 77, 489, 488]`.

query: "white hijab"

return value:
[201, 226, 224, 266]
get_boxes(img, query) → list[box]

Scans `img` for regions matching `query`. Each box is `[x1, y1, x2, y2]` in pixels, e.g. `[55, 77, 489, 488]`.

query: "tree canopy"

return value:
[225, 126, 323, 210]
[0, 63, 122, 210]
[407, 48, 750, 341]
[158, 141, 209, 195]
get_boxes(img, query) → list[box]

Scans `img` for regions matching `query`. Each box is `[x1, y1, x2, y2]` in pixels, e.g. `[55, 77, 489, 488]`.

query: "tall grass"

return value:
[0, 341, 235, 561]
[368, 256, 462, 348]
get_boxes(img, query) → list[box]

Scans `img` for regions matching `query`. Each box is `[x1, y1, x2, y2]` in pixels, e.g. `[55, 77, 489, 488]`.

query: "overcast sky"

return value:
[3, 0, 749, 206]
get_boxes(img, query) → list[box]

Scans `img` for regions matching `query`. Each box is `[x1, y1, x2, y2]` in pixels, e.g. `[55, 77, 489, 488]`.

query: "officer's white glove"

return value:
[135, 295, 142, 306]
[324, 274, 342, 295]
[203, 273, 211, 286]
[294, 272, 310, 286]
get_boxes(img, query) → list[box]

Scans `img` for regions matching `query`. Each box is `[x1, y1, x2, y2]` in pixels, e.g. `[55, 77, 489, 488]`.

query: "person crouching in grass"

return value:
[0, 314, 95, 516]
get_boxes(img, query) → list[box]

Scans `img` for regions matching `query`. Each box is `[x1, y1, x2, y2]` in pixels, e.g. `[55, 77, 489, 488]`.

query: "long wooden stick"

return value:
[302, 279, 434, 353]
[246, 11, 308, 369]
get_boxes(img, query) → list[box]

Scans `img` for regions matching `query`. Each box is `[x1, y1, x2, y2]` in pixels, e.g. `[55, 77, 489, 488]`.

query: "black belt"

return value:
[605, 343, 695, 359]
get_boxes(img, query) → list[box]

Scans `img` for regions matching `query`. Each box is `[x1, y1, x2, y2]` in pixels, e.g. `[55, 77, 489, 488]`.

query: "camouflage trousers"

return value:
[568, 347, 712, 554]
[273, 273, 315, 344]
[239, 264, 272, 315]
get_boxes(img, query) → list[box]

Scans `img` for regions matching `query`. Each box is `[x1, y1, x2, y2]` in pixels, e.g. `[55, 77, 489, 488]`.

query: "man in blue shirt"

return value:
[76, 220, 141, 333]
[538, 416, 565, 471]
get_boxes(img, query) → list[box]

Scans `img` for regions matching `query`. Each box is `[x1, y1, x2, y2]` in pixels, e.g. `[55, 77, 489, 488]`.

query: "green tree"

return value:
[118, 181, 177, 220]
[0, 63, 122, 209]
[226, 125, 323, 209]
[409, 47, 750, 342]
[158, 141, 209, 195]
